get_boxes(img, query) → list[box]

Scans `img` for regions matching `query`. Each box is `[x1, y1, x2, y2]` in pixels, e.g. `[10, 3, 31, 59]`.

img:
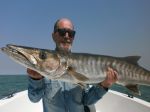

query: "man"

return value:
[27, 18, 118, 112]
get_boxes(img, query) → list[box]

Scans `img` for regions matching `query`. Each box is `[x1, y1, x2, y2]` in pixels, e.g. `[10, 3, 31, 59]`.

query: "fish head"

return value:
[1, 44, 60, 77]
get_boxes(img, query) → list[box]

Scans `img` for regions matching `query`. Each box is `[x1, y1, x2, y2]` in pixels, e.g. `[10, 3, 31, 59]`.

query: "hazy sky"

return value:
[0, 0, 150, 74]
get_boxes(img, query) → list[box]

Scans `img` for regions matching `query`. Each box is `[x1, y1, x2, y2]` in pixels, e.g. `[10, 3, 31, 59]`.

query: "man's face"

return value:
[52, 20, 75, 52]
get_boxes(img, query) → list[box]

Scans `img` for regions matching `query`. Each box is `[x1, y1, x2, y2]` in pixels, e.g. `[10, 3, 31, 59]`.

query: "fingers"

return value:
[27, 68, 43, 79]
[107, 67, 118, 82]
[113, 70, 118, 81]
[27, 68, 40, 75]
[100, 67, 118, 88]
[27, 68, 33, 75]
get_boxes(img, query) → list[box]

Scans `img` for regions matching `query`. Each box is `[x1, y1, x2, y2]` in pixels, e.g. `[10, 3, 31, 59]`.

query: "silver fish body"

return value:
[1, 44, 150, 95]
[65, 53, 150, 85]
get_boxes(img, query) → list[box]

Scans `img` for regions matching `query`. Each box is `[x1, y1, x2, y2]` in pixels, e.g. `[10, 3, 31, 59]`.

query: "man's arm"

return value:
[27, 68, 45, 103]
[82, 67, 118, 105]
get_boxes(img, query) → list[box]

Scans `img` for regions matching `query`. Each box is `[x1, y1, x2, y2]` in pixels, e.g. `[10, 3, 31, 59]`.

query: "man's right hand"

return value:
[27, 68, 44, 80]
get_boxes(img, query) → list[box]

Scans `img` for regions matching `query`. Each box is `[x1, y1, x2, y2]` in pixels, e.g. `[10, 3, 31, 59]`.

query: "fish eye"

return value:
[39, 51, 47, 60]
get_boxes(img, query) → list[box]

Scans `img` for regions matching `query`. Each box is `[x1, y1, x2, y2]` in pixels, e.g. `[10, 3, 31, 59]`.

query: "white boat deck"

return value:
[0, 90, 150, 112]
[0, 90, 42, 112]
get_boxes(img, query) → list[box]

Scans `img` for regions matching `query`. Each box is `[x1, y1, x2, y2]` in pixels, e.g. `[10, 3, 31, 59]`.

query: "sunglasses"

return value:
[55, 28, 76, 38]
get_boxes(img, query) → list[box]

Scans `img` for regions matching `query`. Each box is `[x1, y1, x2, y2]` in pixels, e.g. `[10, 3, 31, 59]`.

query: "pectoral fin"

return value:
[67, 66, 89, 82]
[125, 84, 141, 95]
[77, 83, 87, 88]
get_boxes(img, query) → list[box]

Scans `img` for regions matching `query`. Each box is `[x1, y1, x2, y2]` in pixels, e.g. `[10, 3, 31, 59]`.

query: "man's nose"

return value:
[64, 32, 70, 38]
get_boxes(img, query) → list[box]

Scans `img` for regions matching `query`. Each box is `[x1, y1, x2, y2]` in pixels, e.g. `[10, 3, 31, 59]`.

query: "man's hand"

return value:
[100, 67, 118, 88]
[27, 68, 44, 80]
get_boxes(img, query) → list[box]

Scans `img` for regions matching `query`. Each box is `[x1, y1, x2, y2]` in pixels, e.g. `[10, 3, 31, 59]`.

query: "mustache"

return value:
[62, 39, 73, 43]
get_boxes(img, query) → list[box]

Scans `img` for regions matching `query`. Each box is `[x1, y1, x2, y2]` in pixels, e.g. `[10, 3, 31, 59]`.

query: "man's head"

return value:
[52, 18, 75, 52]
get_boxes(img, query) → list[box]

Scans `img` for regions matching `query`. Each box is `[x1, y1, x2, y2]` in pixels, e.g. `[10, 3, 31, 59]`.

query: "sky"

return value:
[0, 0, 150, 74]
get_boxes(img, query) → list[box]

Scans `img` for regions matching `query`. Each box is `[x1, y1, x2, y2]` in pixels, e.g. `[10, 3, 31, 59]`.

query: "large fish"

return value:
[1, 44, 150, 95]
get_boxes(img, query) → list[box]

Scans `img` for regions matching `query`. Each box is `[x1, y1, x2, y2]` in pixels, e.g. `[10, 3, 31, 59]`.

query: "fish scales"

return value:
[69, 54, 150, 85]
[69, 54, 119, 82]
[70, 54, 106, 77]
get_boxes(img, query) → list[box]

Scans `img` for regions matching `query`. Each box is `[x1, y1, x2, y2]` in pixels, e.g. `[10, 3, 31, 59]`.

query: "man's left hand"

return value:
[99, 67, 118, 88]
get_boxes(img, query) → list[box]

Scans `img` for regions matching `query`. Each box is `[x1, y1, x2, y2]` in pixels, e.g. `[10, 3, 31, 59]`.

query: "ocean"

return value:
[0, 75, 150, 102]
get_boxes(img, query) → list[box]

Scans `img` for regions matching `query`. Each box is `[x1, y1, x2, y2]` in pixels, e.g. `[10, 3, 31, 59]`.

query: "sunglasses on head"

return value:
[55, 28, 76, 38]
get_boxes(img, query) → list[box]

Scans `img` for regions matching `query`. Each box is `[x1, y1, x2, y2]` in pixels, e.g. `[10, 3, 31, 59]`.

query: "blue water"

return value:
[0, 75, 150, 102]
[0, 75, 28, 99]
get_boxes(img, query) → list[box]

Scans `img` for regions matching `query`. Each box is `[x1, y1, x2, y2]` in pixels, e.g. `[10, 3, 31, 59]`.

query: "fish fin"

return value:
[125, 84, 141, 96]
[77, 83, 86, 88]
[123, 56, 141, 65]
[67, 66, 89, 82]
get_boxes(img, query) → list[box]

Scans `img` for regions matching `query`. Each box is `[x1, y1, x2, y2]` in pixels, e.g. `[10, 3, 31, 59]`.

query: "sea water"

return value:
[0, 75, 150, 102]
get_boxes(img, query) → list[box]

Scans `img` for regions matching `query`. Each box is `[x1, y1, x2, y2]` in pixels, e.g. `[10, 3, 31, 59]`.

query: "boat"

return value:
[0, 90, 149, 112]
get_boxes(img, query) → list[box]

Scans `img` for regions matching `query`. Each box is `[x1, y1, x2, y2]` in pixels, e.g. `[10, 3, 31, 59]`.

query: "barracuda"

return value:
[1, 44, 150, 95]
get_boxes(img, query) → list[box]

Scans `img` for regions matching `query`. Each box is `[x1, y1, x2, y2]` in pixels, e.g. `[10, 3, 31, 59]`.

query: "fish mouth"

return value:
[2, 44, 26, 58]
[2, 44, 26, 57]
[1, 44, 36, 67]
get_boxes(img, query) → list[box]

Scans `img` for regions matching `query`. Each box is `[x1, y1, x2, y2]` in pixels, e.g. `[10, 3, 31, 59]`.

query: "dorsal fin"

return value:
[123, 56, 141, 65]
